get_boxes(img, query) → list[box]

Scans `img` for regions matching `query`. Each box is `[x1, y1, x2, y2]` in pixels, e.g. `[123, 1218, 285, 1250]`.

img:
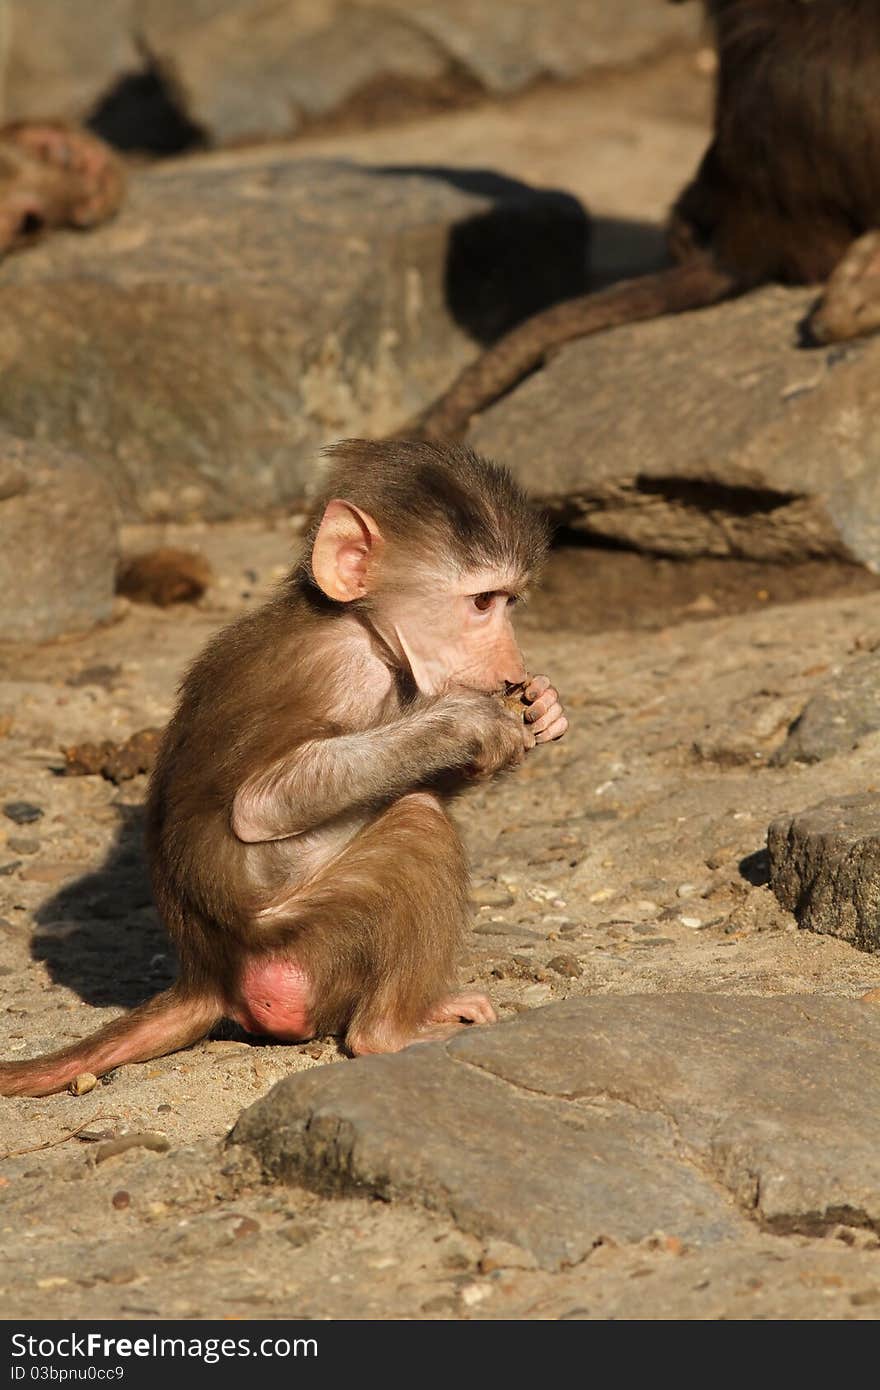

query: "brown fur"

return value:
[0, 122, 125, 254]
[413, 0, 880, 440]
[0, 440, 550, 1097]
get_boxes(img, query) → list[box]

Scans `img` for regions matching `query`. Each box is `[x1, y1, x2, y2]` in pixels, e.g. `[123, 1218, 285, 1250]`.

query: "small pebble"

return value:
[7, 837, 39, 855]
[589, 887, 614, 903]
[422, 1295, 459, 1315]
[111, 1190, 131, 1211]
[680, 916, 703, 929]
[279, 1221, 318, 1248]
[69, 1072, 97, 1096]
[204, 1040, 250, 1055]
[546, 954, 582, 978]
[520, 983, 553, 1005]
[2, 802, 43, 825]
[470, 883, 514, 908]
[233, 1217, 260, 1239]
[95, 1131, 170, 1163]
[860, 988, 880, 1005]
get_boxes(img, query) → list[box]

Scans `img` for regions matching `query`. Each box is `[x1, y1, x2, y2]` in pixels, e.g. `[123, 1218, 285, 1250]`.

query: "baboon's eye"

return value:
[472, 592, 494, 612]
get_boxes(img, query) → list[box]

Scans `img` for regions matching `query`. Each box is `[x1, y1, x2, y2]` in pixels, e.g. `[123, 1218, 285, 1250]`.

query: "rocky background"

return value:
[2, 0, 880, 1321]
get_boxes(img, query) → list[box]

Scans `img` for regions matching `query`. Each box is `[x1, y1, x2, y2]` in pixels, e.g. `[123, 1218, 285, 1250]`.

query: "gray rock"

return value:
[768, 794, 880, 952]
[772, 653, 880, 766]
[231, 994, 880, 1265]
[359, 0, 697, 98]
[468, 286, 880, 568]
[0, 433, 117, 642]
[147, 3, 452, 146]
[0, 156, 587, 521]
[0, 2, 698, 145]
[2, 0, 138, 125]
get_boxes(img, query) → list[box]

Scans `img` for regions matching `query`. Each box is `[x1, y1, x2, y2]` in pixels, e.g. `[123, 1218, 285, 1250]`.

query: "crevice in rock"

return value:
[545, 476, 852, 563]
[632, 476, 802, 518]
[86, 57, 205, 156]
[763, 1204, 879, 1239]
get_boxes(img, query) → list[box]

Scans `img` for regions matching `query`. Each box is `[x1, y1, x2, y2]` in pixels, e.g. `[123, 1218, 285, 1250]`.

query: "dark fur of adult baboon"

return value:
[414, 0, 880, 440]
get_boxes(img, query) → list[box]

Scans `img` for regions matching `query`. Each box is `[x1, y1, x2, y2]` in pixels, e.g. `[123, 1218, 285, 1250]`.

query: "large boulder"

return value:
[232, 995, 880, 1267]
[0, 433, 117, 642]
[0, 154, 588, 521]
[1, 0, 138, 126]
[0, 2, 699, 147]
[468, 286, 880, 569]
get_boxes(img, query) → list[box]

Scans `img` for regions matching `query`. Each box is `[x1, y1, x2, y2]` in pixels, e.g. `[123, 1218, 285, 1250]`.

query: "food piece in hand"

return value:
[499, 679, 530, 720]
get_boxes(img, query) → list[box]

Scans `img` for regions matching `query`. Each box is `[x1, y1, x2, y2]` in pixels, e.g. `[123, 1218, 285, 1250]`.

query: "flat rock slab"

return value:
[468, 286, 880, 568]
[0, 432, 117, 642]
[0, 155, 586, 522]
[231, 994, 880, 1267]
[769, 795, 880, 952]
[772, 652, 880, 767]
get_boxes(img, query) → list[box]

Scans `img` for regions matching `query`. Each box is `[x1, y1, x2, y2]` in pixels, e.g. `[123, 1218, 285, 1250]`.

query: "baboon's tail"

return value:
[0, 986, 221, 1097]
[411, 260, 739, 441]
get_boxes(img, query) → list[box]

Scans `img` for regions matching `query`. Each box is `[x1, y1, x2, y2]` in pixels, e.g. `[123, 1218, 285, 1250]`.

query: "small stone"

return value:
[95, 1131, 170, 1163]
[116, 548, 213, 607]
[279, 1220, 318, 1248]
[860, 989, 880, 1005]
[546, 954, 583, 978]
[679, 917, 703, 929]
[470, 883, 514, 908]
[850, 1288, 880, 1307]
[19, 861, 85, 884]
[685, 593, 718, 614]
[3, 802, 43, 825]
[233, 1217, 260, 1239]
[7, 837, 39, 855]
[204, 1040, 250, 1055]
[421, 1294, 459, 1314]
[111, 1190, 131, 1210]
[460, 1283, 491, 1307]
[479, 1239, 538, 1274]
[69, 1072, 97, 1096]
[520, 983, 553, 1005]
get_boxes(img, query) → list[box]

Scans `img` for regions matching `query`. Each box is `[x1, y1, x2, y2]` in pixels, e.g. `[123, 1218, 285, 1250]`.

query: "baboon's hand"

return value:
[522, 675, 568, 744]
[441, 691, 531, 778]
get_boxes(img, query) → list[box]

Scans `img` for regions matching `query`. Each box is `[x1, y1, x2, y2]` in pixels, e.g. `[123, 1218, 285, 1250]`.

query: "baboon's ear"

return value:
[311, 499, 384, 602]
